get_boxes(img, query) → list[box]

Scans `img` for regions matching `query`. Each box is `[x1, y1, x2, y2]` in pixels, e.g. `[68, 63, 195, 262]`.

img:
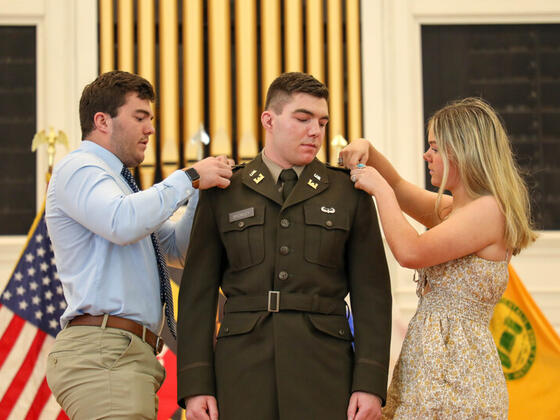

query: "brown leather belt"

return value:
[68, 314, 164, 354]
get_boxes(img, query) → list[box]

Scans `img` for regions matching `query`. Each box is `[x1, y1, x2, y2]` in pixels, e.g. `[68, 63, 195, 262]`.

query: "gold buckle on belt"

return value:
[267, 291, 280, 312]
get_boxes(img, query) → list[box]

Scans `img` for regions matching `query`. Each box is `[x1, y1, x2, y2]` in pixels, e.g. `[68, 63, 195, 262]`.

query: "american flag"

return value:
[0, 209, 69, 419]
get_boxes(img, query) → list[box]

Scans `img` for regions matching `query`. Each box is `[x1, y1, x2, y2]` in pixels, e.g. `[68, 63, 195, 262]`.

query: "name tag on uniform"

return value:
[228, 207, 255, 222]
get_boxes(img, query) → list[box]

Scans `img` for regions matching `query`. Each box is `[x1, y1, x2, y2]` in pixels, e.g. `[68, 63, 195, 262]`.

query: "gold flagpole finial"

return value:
[31, 127, 69, 181]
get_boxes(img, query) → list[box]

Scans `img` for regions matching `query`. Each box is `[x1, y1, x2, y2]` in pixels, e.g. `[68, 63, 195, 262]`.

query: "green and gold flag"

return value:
[491, 265, 560, 419]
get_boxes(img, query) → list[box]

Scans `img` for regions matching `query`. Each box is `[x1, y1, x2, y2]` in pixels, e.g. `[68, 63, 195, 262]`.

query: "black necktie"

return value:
[280, 168, 298, 201]
[121, 165, 177, 338]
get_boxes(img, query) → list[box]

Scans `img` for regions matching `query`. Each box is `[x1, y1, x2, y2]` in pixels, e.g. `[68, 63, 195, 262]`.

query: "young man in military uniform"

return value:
[177, 72, 392, 420]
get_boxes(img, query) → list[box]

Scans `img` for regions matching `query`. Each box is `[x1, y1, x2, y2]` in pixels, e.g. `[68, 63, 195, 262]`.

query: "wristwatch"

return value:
[184, 167, 200, 189]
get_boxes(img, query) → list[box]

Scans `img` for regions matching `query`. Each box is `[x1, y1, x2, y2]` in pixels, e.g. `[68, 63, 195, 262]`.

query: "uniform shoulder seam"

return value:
[232, 162, 247, 172]
[325, 163, 350, 173]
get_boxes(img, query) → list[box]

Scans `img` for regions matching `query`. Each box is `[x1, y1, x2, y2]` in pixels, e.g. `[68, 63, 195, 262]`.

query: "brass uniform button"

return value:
[280, 218, 290, 228]
[279, 246, 289, 255]
[238, 221, 245, 228]
[338, 329, 345, 336]
[325, 220, 333, 227]
[278, 271, 289, 280]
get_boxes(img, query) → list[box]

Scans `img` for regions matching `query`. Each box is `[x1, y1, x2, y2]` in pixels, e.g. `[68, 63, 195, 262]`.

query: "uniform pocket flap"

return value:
[217, 312, 265, 338]
[303, 204, 350, 231]
[220, 206, 265, 233]
[307, 314, 353, 341]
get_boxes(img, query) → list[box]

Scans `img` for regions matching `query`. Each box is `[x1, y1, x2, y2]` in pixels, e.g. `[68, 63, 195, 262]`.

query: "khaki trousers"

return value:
[46, 324, 165, 419]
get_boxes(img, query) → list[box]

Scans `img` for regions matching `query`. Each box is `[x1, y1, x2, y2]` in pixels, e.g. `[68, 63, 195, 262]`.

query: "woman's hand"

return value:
[351, 165, 389, 197]
[339, 138, 371, 168]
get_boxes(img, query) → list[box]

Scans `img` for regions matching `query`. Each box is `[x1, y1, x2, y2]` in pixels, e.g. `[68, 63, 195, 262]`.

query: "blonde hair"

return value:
[428, 97, 537, 255]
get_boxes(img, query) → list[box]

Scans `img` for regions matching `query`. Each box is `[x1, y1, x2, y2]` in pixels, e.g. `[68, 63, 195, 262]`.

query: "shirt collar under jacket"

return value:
[261, 149, 305, 183]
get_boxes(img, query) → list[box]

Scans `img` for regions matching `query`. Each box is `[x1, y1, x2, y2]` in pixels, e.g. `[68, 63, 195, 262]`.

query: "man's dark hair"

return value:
[79, 70, 155, 138]
[264, 72, 329, 114]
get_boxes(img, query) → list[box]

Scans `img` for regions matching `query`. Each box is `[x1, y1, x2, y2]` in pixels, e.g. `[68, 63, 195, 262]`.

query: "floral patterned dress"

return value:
[382, 255, 509, 419]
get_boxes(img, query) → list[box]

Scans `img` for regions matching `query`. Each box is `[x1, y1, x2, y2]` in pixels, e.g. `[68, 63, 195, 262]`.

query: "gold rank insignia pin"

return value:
[307, 179, 318, 189]
[253, 173, 265, 184]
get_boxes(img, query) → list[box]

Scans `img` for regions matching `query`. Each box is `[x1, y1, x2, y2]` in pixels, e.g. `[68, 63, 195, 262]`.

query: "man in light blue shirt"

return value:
[45, 70, 233, 419]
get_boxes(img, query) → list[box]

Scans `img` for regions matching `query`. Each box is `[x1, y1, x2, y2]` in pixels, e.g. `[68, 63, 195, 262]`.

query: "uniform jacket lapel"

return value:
[241, 154, 283, 206]
[283, 158, 329, 209]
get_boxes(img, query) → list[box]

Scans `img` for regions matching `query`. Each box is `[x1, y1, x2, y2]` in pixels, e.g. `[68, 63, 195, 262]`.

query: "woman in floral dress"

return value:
[341, 98, 537, 419]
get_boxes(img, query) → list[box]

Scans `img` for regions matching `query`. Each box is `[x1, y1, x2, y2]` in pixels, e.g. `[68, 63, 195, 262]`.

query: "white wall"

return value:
[361, 0, 560, 334]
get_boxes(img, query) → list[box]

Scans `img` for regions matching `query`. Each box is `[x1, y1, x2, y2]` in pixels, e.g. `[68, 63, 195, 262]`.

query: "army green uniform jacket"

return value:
[177, 154, 392, 420]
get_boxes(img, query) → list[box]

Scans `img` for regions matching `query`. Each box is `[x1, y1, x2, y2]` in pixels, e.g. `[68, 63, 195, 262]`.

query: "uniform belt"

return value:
[68, 314, 164, 354]
[224, 291, 347, 316]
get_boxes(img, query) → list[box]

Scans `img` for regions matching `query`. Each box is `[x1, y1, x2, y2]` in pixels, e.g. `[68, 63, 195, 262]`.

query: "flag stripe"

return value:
[156, 346, 181, 419]
[56, 409, 69, 420]
[10, 335, 54, 420]
[24, 378, 51, 420]
[0, 312, 25, 369]
[0, 321, 38, 398]
[0, 328, 47, 414]
[39, 394, 67, 420]
[0, 305, 17, 337]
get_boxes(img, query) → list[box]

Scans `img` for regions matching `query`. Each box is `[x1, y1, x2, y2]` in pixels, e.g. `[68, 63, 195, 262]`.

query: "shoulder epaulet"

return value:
[325, 163, 350, 173]
[232, 162, 247, 171]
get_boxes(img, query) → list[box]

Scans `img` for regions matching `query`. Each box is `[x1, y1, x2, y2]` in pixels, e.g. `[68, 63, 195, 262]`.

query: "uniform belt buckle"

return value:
[267, 291, 280, 312]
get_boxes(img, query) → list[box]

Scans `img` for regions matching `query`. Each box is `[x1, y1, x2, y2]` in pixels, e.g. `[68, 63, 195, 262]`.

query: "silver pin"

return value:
[321, 206, 335, 214]
[313, 173, 321, 181]
[249, 169, 257, 176]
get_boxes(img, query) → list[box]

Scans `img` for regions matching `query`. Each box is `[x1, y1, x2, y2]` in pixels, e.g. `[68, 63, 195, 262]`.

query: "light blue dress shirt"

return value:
[46, 140, 198, 333]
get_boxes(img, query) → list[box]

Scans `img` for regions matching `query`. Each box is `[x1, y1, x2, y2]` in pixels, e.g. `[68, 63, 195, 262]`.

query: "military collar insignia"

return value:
[253, 173, 265, 184]
[308, 172, 322, 189]
[240, 155, 283, 206]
